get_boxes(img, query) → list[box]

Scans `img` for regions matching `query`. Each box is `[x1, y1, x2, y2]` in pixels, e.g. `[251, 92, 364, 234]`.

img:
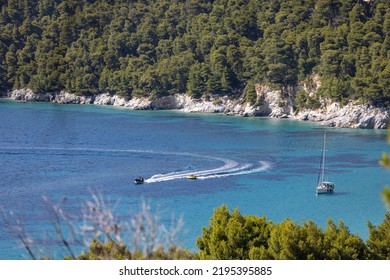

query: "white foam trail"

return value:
[1, 147, 273, 183]
[145, 156, 240, 183]
[197, 161, 272, 180]
[146, 161, 272, 183]
[0, 146, 153, 154]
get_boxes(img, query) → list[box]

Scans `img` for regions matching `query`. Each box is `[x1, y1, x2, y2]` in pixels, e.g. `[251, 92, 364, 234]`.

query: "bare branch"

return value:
[2, 191, 185, 259]
[0, 207, 37, 260]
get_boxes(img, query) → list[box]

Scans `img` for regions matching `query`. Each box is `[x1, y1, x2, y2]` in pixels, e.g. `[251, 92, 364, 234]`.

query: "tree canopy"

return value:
[196, 205, 389, 260]
[0, 0, 388, 107]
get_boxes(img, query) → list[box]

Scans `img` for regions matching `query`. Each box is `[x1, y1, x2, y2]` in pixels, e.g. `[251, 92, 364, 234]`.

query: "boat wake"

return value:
[1, 146, 272, 183]
[145, 160, 272, 183]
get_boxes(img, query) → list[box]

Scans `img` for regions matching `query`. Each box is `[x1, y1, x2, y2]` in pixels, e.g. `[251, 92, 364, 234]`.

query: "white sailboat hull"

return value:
[316, 182, 335, 194]
[316, 188, 334, 194]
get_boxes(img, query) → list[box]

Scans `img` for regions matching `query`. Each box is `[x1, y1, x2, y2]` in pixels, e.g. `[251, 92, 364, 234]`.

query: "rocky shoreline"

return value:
[2, 88, 389, 129]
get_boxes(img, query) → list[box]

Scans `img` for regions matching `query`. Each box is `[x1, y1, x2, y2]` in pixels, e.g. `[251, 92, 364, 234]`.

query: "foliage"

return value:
[366, 212, 390, 259]
[196, 205, 272, 260]
[75, 240, 196, 260]
[295, 89, 321, 110]
[197, 205, 383, 260]
[380, 125, 390, 207]
[0, 0, 388, 107]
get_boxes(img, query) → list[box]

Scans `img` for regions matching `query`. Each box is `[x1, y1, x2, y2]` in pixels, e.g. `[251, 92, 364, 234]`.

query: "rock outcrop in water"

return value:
[2, 88, 389, 129]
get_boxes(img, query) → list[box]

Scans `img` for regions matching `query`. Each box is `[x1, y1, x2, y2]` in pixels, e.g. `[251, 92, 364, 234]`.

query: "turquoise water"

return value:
[0, 100, 388, 259]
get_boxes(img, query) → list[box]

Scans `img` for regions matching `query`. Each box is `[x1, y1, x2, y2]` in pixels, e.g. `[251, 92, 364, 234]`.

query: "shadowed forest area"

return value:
[0, 0, 388, 108]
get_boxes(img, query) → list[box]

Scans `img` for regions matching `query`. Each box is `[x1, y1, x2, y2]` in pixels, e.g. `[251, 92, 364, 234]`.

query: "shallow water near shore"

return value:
[0, 100, 388, 259]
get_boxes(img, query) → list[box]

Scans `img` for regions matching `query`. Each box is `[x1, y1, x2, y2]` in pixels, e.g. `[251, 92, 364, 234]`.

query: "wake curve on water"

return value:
[0, 146, 272, 183]
[197, 161, 272, 180]
[145, 161, 272, 183]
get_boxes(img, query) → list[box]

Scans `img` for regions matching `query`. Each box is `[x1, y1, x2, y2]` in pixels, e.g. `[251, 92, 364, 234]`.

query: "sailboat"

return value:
[316, 133, 335, 194]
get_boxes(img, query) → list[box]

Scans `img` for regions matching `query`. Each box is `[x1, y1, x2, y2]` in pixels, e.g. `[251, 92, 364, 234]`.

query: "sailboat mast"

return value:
[321, 133, 326, 182]
[315, 132, 334, 194]
[316, 133, 325, 187]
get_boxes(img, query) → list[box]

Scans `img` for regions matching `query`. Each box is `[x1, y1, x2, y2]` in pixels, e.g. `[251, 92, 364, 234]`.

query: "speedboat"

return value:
[134, 177, 144, 184]
[186, 174, 197, 180]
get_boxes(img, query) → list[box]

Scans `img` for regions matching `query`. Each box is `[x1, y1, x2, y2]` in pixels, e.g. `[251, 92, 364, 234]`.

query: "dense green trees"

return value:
[366, 213, 390, 259]
[197, 206, 374, 260]
[197, 205, 389, 260]
[75, 240, 195, 260]
[196, 206, 271, 260]
[0, 0, 388, 107]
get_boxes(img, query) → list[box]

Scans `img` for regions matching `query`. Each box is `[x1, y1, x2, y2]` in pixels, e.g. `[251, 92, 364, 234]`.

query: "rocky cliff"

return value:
[3, 88, 389, 129]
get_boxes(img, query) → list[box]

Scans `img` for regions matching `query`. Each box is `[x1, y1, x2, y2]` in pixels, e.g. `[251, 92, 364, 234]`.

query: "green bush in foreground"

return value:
[197, 205, 373, 260]
[74, 240, 197, 260]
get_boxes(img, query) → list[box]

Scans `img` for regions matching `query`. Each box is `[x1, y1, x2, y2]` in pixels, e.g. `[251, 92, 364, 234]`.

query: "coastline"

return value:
[1, 88, 389, 129]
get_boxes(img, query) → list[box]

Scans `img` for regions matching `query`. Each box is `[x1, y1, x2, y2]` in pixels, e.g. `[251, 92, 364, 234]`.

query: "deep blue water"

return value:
[0, 100, 388, 259]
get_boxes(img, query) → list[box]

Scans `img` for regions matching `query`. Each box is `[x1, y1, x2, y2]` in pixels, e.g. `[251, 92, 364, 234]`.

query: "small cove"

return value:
[0, 100, 388, 259]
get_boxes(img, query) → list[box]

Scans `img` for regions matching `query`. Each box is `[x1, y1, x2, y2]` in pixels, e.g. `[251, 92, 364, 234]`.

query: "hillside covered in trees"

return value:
[0, 0, 389, 108]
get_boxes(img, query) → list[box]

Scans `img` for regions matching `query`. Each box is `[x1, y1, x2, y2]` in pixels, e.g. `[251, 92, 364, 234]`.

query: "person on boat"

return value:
[135, 177, 144, 183]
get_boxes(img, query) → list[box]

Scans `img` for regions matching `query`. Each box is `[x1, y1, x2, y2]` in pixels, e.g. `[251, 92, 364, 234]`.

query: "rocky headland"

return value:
[2, 87, 389, 129]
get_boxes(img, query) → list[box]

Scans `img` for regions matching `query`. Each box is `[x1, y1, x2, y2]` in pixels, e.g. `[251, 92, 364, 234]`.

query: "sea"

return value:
[0, 99, 388, 259]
